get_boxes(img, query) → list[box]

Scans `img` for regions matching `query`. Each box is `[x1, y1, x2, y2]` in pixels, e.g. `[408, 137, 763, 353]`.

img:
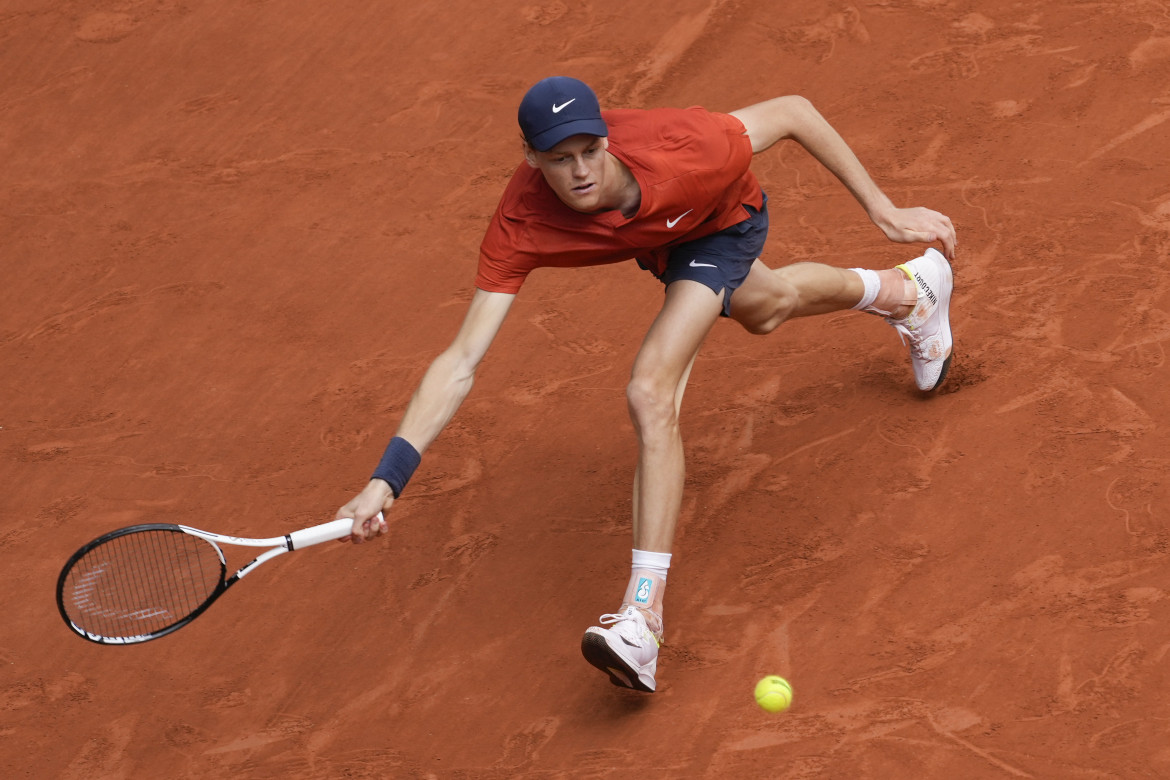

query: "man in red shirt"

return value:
[338, 77, 956, 692]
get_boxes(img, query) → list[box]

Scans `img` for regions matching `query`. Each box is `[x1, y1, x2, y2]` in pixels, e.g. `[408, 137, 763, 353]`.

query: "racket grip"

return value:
[288, 513, 384, 549]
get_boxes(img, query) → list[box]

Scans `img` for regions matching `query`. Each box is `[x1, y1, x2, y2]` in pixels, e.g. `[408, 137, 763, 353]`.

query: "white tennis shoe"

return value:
[581, 606, 659, 692]
[887, 248, 954, 392]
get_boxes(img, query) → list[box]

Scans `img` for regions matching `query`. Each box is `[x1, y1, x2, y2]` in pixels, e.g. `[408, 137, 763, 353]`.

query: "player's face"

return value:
[525, 135, 610, 213]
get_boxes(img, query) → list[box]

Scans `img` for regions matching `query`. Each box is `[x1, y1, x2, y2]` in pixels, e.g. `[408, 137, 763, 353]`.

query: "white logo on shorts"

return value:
[689, 259, 717, 268]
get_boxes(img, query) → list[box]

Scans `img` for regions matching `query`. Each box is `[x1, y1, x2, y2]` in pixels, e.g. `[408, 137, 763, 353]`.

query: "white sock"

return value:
[631, 549, 671, 579]
[849, 268, 880, 311]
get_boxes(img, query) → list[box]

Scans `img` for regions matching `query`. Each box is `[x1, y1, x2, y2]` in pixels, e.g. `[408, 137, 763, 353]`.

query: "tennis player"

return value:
[337, 77, 956, 692]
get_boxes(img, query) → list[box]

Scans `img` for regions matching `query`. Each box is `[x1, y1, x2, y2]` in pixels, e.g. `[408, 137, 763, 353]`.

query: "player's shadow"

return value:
[582, 679, 656, 720]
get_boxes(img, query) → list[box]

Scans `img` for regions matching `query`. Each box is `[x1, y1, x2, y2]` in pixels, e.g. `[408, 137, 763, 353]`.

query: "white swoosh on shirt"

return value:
[666, 209, 693, 228]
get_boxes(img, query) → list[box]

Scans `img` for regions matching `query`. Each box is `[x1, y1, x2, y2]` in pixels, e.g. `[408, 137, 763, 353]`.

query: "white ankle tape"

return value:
[850, 268, 880, 311]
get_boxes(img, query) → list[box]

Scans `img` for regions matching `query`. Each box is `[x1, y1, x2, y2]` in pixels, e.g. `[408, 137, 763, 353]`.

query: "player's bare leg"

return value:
[730, 254, 953, 390]
[630, 352, 695, 549]
[626, 280, 723, 556]
[729, 260, 914, 331]
[582, 280, 722, 691]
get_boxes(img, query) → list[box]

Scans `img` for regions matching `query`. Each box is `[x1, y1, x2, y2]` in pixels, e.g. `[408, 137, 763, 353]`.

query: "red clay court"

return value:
[3, 1, 1170, 777]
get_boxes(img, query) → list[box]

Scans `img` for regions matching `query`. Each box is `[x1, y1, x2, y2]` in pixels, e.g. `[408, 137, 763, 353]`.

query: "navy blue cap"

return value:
[518, 77, 608, 152]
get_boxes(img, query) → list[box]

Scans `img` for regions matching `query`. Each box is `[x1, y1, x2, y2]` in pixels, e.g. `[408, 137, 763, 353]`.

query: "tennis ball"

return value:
[754, 675, 793, 713]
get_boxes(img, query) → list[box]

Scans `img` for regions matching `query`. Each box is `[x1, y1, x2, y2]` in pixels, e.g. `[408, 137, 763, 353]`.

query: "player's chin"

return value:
[565, 186, 600, 211]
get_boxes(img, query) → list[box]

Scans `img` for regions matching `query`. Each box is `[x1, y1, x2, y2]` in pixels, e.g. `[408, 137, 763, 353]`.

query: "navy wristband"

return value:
[372, 437, 421, 498]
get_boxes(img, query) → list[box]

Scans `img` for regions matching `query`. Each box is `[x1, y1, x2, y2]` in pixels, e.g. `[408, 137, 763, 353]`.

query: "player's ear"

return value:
[522, 138, 539, 168]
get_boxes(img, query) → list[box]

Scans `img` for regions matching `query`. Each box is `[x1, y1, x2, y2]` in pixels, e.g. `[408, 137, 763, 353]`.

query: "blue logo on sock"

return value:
[635, 577, 652, 604]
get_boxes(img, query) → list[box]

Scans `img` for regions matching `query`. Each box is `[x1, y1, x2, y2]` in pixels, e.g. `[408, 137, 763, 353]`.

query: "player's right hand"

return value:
[335, 479, 396, 543]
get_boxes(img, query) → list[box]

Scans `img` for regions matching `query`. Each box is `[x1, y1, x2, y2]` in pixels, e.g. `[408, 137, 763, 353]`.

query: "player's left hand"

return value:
[875, 206, 956, 260]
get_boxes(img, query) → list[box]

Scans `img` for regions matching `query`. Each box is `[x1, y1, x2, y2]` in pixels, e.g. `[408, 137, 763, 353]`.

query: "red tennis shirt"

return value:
[475, 107, 763, 294]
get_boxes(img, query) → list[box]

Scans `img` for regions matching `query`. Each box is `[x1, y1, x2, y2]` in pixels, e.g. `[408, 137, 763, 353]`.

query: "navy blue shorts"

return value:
[650, 191, 769, 317]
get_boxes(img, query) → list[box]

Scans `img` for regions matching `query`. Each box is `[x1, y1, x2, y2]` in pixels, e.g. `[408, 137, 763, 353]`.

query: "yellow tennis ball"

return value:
[754, 675, 793, 713]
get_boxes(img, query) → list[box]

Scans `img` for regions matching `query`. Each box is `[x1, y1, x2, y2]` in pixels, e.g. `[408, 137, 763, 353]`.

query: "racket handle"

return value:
[288, 513, 384, 549]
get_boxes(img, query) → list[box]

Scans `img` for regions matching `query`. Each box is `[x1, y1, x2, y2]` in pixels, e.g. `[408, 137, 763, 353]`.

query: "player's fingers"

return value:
[901, 228, 936, 245]
[940, 233, 956, 260]
[361, 516, 380, 541]
[363, 511, 388, 540]
[912, 219, 956, 259]
[927, 212, 956, 255]
[933, 219, 956, 259]
[334, 507, 362, 543]
[347, 511, 379, 543]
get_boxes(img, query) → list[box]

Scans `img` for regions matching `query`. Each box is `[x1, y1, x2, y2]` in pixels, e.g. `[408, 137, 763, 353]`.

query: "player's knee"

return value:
[737, 283, 798, 335]
[626, 376, 676, 431]
[742, 314, 781, 336]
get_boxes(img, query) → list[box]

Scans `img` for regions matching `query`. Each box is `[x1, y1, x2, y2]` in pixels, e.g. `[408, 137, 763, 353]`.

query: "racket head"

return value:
[57, 523, 228, 645]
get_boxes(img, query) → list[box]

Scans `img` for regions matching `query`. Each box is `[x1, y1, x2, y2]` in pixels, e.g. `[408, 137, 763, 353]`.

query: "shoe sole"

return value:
[581, 631, 655, 692]
[931, 248, 954, 392]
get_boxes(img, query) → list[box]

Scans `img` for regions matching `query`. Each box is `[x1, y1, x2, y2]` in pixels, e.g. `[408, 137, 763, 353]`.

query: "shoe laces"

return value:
[894, 319, 944, 358]
[890, 320, 921, 353]
[598, 606, 643, 627]
[599, 607, 662, 645]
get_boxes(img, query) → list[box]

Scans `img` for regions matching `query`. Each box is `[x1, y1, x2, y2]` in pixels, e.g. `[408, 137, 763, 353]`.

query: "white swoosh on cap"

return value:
[552, 99, 575, 113]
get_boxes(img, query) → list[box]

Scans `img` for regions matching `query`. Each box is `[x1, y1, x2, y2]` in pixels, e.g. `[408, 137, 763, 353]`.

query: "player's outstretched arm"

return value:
[337, 289, 517, 542]
[730, 96, 956, 259]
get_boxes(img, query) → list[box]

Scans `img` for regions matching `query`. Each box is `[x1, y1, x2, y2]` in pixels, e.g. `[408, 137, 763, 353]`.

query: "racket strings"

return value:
[62, 529, 225, 640]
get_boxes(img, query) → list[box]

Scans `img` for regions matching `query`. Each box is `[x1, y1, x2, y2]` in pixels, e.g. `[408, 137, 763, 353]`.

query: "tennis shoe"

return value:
[581, 606, 659, 692]
[887, 248, 953, 391]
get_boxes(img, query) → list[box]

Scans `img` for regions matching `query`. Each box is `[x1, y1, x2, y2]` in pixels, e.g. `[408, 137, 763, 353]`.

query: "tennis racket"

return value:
[56, 514, 380, 645]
